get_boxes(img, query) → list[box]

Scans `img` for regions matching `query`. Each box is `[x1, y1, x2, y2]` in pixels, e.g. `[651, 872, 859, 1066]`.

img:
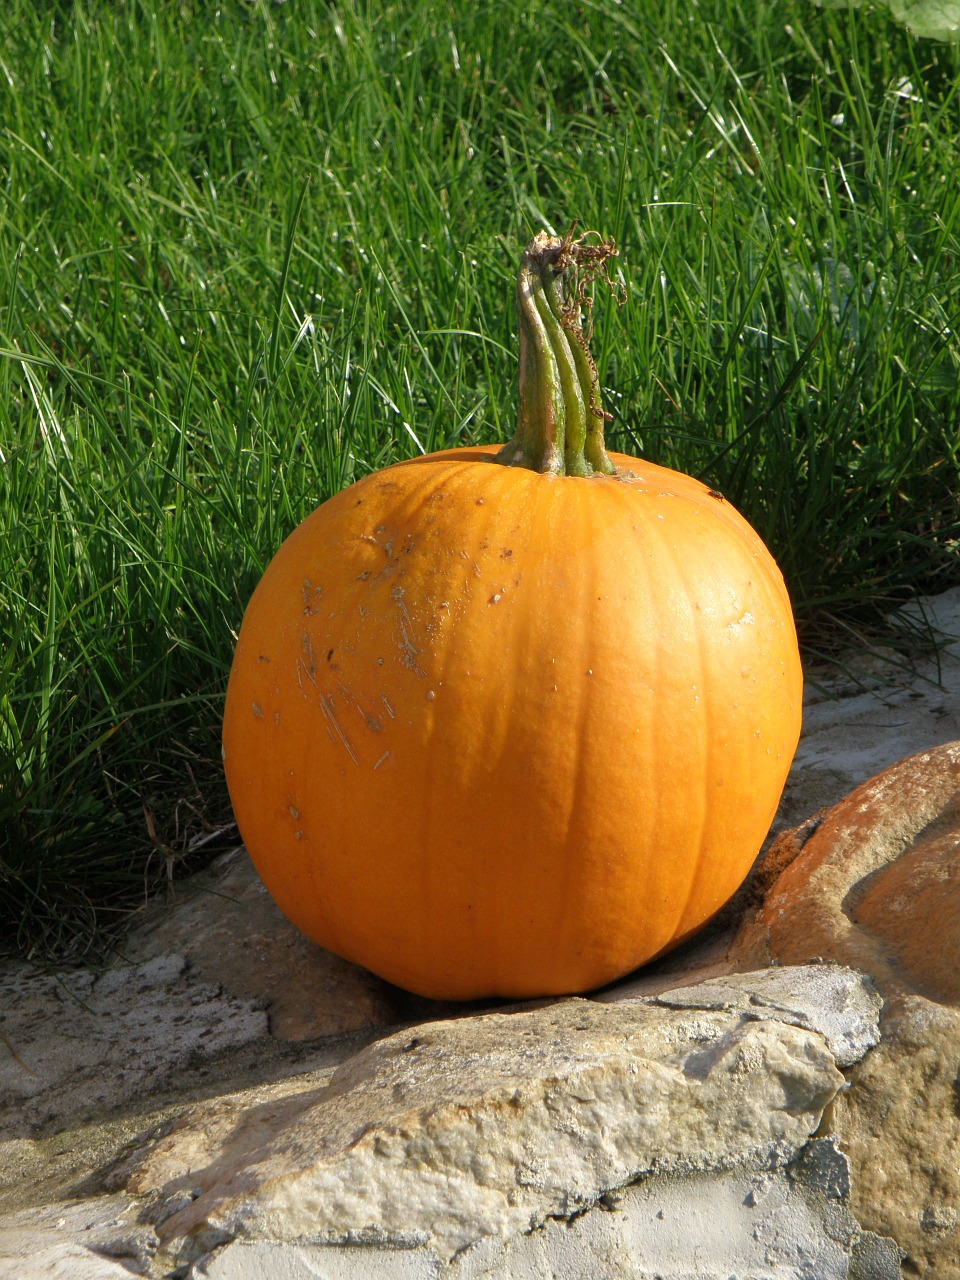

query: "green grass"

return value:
[2, 0, 959, 959]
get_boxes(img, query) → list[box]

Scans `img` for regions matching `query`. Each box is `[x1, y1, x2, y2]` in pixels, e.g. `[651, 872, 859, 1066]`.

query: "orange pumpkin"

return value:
[223, 232, 802, 1000]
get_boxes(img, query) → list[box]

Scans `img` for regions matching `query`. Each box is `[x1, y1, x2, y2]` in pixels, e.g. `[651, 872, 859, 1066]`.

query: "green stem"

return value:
[496, 229, 617, 477]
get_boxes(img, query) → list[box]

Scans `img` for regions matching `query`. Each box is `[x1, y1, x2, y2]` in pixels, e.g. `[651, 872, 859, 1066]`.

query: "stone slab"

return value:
[109, 966, 876, 1267]
[778, 585, 960, 829]
[0, 1194, 156, 1279]
[0, 954, 266, 1139]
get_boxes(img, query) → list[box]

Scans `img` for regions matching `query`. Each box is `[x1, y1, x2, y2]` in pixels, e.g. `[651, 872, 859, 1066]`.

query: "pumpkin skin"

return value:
[222, 443, 802, 1000]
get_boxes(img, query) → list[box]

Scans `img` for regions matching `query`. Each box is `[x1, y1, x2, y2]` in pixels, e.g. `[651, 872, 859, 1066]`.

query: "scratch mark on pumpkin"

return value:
[297, 655, 319, 693]
[252, 702, 264, 718]
[320, 693, 359, 765]
[381, 693, 395, 719]
[301, 632, 317, 679]
[391, 586, 427, 675]
[374, 750, 392, 770]
[359, 531, 397, 560]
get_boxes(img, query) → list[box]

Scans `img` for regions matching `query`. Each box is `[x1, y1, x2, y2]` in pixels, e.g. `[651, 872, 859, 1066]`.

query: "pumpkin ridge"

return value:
[651, 498, 715, 944]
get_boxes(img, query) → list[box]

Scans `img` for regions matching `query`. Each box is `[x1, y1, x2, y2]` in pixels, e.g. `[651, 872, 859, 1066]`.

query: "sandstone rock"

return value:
[121, 847, 403, 1041]
[731, 740, 960, 1000]
[112, 967, 875, 1266]
[729, 739, 960, 1275]
[830, 996, 960, 1278]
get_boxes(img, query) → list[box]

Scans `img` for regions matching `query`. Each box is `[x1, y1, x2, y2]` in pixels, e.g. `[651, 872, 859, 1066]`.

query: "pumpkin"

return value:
[222, 231, 802, 1000]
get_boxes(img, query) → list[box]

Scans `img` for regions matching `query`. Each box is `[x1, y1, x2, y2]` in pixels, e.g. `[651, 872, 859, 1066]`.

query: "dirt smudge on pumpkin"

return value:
[357, 704, 382, 732]
[301, 579, 323, 615]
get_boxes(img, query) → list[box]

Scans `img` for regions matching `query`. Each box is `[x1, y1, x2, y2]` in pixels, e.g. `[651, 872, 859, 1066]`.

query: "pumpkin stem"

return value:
[496, 228, 618, 477]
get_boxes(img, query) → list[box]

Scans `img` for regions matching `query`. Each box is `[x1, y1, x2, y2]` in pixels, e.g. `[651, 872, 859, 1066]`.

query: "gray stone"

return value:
[0, 1194, 153, 1279]
[453, 1168, 858, 1279]
[729, 737, 960, 1274]
[0, 1248, 137, 1280]
[791, 1137, 851, 1200]
[777, 584, 960, 829]
[641, 964, 882, 1068]
[194, 1240, 440, 1279]
[850, 1231, 907, 1280]
[0, 954, 266, 1137]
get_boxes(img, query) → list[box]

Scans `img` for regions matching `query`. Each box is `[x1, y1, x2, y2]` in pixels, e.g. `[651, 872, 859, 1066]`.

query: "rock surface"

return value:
[0, 1195, 155, 1279]
[113, 966, 873, 1264]
[776, 585, 960, 830]
[188, 1160, 902, 1280]
[832, 997, 960, 1279]
[0, 954, 266, 1139]
[730, 740, 960, 1000]
[121, 846, 410, 1042]
[729, 739, 960, 1276]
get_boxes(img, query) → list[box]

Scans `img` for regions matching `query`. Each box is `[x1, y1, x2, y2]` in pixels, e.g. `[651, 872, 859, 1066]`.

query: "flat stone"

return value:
[112, 966, 876, 1265]
[776, 584, 960, 829]
[0, 1194, 154, 1279]
[0, 954, 266, 1138]
[121, 847, 403, 1041]
[193, 1240, 439, 1279]
[0, 1246, 136, 1280]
